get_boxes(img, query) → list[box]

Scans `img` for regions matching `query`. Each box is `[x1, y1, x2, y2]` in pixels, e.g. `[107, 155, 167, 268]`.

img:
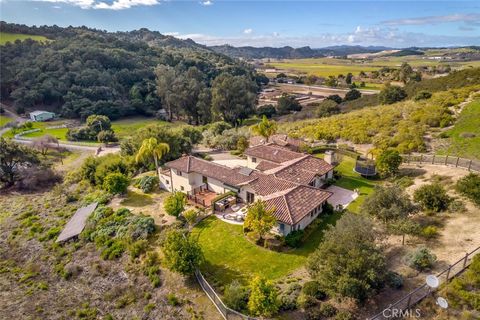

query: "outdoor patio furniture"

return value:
[231, 204, 241, 212]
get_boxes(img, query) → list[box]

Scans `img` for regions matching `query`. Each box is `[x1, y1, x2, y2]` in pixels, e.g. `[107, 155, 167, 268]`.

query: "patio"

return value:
[188, 189, 217, 207]
[325, 185, 359, 209]
[215, 202, 248, 225]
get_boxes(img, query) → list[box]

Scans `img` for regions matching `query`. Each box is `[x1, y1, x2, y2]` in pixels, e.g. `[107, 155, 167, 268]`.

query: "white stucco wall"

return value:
[170, 170, 194, 193]
[159, 170, 172, 191]
[246, 156, 259, 169]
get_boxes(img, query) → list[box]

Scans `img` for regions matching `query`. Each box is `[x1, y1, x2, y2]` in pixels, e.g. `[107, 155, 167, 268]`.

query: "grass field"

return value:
[0, 115, 12, 127]
[3, 120, 69, 140]
[192, 212, 341, 286]
[440, 99, 480, 160]
[267, 57, 480, 78]
[110, 117, 167, 139]
[0, 32, 49, 45]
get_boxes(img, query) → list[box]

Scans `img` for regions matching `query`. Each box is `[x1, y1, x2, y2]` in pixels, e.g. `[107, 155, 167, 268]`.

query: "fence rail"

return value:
[401, 154, 480, 172]
[369, 245, 480, 320]
[195, 269, 258, 320]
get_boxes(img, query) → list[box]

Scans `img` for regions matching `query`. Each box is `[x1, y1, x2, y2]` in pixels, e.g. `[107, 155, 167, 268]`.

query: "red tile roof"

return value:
[263, 186, 332, 225]
[245, 143, 304, 164]
[165, 156, 258, 186]
[248, 174, 298, 196]
[269, 156, 335, 185]
[255, 160, 280, 171]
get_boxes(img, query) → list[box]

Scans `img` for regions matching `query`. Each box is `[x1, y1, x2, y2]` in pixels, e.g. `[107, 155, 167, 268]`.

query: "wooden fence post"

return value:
[407, 294, 412, 309]
[468, 160, 472, 171]
[432, 155, 435, 164]
[445, 155, 448, 165]
[446, 265, 451, 281]
[456, 157, 459, 167]
[420, 154, 423, 164]
[463, 252, 469, 268]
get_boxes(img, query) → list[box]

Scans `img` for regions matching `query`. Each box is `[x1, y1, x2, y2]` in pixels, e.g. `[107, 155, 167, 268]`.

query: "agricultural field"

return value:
[0, 32, 49, 45]
[266, 56, 480, 78]
[438, 99, 480, 160]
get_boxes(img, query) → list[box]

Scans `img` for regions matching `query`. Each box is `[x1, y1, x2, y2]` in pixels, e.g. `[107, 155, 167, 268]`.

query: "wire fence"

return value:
[195, 269, 258, 320]
[369, 245, 480, 320]
[401, 154, 480, 172]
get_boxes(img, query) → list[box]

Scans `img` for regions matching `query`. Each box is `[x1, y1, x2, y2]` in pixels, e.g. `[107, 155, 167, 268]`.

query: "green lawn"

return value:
[110, 117, 168, 139]
[320, 155, 377, 213]
[0, 32, 50, 45]
[0, 115, 12, 127]
[191, 212, 341, 286]
[3, 120, 68, 140]
[440, 99, 480, 160]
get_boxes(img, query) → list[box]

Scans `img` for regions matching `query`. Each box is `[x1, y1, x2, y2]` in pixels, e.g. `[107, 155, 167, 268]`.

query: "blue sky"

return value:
[1, 0, 479, 47]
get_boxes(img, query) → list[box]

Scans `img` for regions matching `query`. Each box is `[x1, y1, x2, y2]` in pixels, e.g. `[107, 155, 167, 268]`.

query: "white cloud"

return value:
[52, 5, 61, 8]
[170, 25, 480, 48]
[382, 13, 480, 26]
[33, 0, 160, 10]
[200, 0, 212, 6]
[243, 28, 253, 35]
[163, 32, 179, 36]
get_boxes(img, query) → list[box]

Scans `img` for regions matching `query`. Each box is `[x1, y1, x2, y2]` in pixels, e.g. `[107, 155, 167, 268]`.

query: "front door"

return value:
[246, 192, 255, 203]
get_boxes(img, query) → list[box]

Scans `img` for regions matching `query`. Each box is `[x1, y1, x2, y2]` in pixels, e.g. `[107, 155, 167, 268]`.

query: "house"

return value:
[30, 110, 55, 122]
[249, 134, 306, 152]
[160, 144, 335, 235]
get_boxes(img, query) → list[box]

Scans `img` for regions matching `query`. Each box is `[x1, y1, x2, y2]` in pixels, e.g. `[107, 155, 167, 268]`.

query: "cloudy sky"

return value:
[1, 0, 479, 47]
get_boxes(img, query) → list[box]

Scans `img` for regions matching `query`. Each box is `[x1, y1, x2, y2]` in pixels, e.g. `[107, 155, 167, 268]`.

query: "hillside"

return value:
[0, 22, 255, 122]
[209, 44, 391, 59]
[0, 32, 49, 45]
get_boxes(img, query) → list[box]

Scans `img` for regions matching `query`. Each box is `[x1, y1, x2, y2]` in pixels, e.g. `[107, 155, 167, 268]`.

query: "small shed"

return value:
[56, 202, 98, 243]
[30, 110, 56, 122]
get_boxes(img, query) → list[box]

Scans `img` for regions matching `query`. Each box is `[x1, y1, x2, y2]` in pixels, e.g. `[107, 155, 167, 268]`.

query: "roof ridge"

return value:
[283, 194, 294, 224]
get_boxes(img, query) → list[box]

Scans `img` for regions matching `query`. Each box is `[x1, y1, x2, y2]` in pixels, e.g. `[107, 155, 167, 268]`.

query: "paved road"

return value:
[12, 138, 120, 155]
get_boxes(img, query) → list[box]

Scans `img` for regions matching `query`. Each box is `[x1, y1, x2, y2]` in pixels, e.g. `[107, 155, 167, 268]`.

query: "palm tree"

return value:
[135, 138, 170, 180]
[251, 115, 278, 143]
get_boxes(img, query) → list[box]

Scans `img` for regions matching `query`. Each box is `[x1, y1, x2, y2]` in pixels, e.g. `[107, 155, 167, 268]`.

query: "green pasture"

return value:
[0, 32, 50, 45]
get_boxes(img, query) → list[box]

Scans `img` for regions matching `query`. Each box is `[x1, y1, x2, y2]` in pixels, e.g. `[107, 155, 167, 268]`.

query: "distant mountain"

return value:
[208, 44, 393, 59]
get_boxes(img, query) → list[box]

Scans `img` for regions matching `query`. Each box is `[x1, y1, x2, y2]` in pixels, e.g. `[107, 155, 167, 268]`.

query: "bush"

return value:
[386, 271, 403, 289]
[296, 293, 317, 309]
[285, 230, 304, 248]
[166, 293, 181, 306]
[102, 172, 129, 194]
[407, 247, 437, 271]
[318, 303, 338, 317]
[421, 226, 438, 239]
[256, 104, 277, 118]
[379, 84, 407, 104]
[302, 281, 326, 300]
[335, 310, 354, 320]
[223, 281, 249, 311]
[448, 199, 466, 213]
[414, 183, 451, 212]
[344, 89, 361, 101]
[163, 191, 186, 217]
[135, 175, 159, 193]
[455, 173, 480, 207]
[414, 91, 432, 101]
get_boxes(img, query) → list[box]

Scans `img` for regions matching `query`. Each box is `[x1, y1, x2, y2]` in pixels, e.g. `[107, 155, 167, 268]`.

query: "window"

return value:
[202, 176, 208, 184]
[246, 192, 255, 203]
[310, 211, 314, 218]
[180, 186, 184, 191]
[166, 180, 169, 185]
[176, 169, 182, 176]
[252, 157, 257, 163]
[279, 223, 285, 232]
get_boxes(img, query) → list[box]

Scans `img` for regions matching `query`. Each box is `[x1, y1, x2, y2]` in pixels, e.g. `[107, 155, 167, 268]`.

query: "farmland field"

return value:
[266, 56, 480, 78]
[0, 32, 49, 45]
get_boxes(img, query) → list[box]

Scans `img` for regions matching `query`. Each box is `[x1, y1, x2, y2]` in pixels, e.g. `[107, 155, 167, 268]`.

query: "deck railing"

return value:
[401, 154, 480, 172]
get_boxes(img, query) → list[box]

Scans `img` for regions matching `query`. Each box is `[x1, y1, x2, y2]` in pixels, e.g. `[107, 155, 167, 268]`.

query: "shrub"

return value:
[335, 310, 354, 320]
[455, 173, 480, 207]
[163, 191, 186, 217]
[296, 293, 316, 309]
[448, 199, 466, 213]
[318, 303, 338, 317]
[247, 276, 279, 317]
[407, 247, 437, 271]
[379, 84, 407, 104]
[162, 229, 203, 275]
[102, 172, 129, 194]
[421, 226, 438, 239]
[414, 91, 432, 101]
[136, 175, 159, 193]
[414, 183, 451, 212]
[285, 230, 304, 248]
[344, 89, 361, 101]
[166, 293, 181, 306]
[386, 271, 403, 289]
[223, 281, 249, 311]
[302, 281, 326, 300]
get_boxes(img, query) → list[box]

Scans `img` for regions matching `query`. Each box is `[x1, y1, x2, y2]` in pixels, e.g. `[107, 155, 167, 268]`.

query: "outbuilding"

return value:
[30, 110, 56, 122]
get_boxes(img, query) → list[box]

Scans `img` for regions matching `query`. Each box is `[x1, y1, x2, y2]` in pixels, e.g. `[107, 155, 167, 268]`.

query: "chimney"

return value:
[324, 150, 336, 165]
